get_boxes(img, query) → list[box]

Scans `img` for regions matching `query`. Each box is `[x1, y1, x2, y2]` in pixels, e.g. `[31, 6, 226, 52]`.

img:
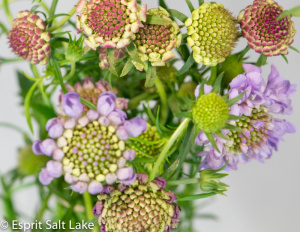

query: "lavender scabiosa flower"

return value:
[198, 64, 296, 170]
[7, 10, 51, 65]
[32, 92, 147, 194]
[94, 174, 179, 231]
[185, 3, 238, 66]
[238, 0, 296, 56]
[133, 7, 182, 68]
[76, 0, 147, 50]
[60, 78, 127, 114]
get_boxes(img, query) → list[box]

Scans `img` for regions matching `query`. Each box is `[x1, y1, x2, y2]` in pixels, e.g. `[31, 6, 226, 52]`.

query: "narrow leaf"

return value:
[289, 45, 300, 53]
[224, 123, 243, 133]
[145, 65, 157, 88]
[281, 54, 288, 64]
[126, 43, 144, 67]
[212, 72, 224, 93]
[199, 78, 206, 96]
[161, 159, 180, 180]
[205, 132, 220, 153]
[185, 0, 195, 12]
[226, 91, 245, 107]
[177, 192, 217, 201]
[107, 47, 118, 76]
[198, 0, 204, 6]
[167, 9, 189, 23]
[277, 6, 300, 20]
[215, 131, 228, 140]
[120, 58, 134, 77]
[51, 58, 68, 94]
[146, 15, 172, 25]
[174, 111, 192, 119]
[177, 53, 195, 76]
[238, 46, 250, 62]
[80, 97, 97, 111]
[255, 54, 268, 67]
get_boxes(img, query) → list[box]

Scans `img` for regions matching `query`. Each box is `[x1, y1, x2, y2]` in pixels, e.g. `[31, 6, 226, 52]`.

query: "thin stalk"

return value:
[0, 0, 16, 8]
[48, 0, 58, 18]
[155, 77, 168, 124]
[48, 6, 76, 32]
[167, 178, 199, 186]
[149, 118, 191, 180]
[3, 0, 13, 24]
[64, 62, 76, 80]
[207, 65, 217, 85]
[36, 192, 51, 221]
[0, 122, 27, 135]
[83, 191, 98, 232]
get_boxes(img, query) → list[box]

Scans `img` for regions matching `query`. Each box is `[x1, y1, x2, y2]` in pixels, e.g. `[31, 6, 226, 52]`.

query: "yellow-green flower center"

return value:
[192, 93, 229, 132]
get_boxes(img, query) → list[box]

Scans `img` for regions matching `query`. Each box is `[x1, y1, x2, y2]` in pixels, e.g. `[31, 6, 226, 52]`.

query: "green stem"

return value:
[83, 191, 98, 232]
[0, 122, 27, 135]
[155, 77, 168, 124]
[0, 0, 15, 8]
[64, 62, 76, 80]
[207, 65, 217, 85]
[36, 192, 51, 221]
[48, 0, 58, 18]
[48, 6, 76, 32]
[3, 0, 13, 24]
[149, 118, 191, 180]
[167, 178, 199, 186]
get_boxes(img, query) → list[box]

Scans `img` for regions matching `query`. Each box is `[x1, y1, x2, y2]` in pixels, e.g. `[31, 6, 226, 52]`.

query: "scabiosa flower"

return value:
[128, 123, 164, 158]
[32, 92, 147, 194]
[185, 3, 238, 66]
[7, 10, 51, 65]
[93, 174, 180, 231]
[197, 64, 296, 170]
[238, 0, 296, 56]
[133, 7, 182, 67]
[99, 47, 125, 70]
[61, 78, 128, 114]
[76, 0, 147, 50]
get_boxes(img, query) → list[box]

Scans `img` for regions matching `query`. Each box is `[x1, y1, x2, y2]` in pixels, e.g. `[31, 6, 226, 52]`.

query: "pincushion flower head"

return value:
[76, 0, 147, 50]
[61, 78, 128, 114]
[185, 3, 238, 66]
[93, 173, 180, 232]
[7, 10, 51, 65]
[197, 64, 296, 170]
[133, 6, 182, 67]
[32, 92, 147, 194]
[238, 0, 296, 56]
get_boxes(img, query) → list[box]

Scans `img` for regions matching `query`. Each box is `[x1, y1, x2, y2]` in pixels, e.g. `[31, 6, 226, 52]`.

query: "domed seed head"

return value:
[238, 0, 296, 56]
[76, 0, 147, 50]
[133, 6, 182, 67]
[185, 3, 238, 66]
[95, 174, 180, 231]
[192, 92, 229, 133]
[7, 10, 51, 65]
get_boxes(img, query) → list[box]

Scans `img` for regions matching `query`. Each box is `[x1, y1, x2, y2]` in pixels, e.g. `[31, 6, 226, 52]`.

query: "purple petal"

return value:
[48, 121, 64, 139]
[115, 98, 128, 110]
[39, 168, 54, 185]
[204, 84, 213, 94]
[136, 173, 149, 184]
[123, 150, 136, 161]
[194, 85, 200, 98]
[62, 92, 83, 118]
[40, 139, 57, 156]
[229, 74, 247, 89]
[117, 167, 136, 185]
[71, 181, 88, 194]
[105, 173, 117, 184]
[88, 181, 103, 195]
[87, 110, 100, 121]
[107, 109, 127, 126]
[32, 141, 43, 155]
[46, 160, 63, 178]
[152, 177, 166, 189]
[242, 64, 262, 73]
[165, 191, 177, 203]
[116, 127, 129, 140]
[53, 149, 65, 161]
[119, 117, 147, 138]
[93, 201, 103, 216]
[65, 173, 78, 184]
[97, 92, 117, 116]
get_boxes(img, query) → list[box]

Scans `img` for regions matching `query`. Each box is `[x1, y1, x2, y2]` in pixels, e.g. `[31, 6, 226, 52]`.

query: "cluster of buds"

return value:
[185, 3, 238, 66]
[76, 0, 147, 50]
[238, 0, 296, 56]
[7, 10, 51, 65]
[133, 7, 182, 68]
[93, 174, 180, 231]
[33, 90, 147, 194]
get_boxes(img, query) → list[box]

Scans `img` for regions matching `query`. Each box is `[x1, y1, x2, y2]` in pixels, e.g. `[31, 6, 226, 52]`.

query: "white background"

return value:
[0, 0, 299, 232]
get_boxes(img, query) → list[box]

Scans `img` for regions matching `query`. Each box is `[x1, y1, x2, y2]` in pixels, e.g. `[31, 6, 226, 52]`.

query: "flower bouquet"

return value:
[0, 0, 299, 231]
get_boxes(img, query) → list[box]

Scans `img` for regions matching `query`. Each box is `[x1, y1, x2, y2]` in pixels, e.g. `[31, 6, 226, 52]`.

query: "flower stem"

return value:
[48, 6, 76, 32]
[207, 65, 217, 85]
[83, 191, 94, 219]
[64, 62, 76, 80]
[166, 178, 199, 186]
[155, 77, 168, 124]
[149, 118, 191, 181]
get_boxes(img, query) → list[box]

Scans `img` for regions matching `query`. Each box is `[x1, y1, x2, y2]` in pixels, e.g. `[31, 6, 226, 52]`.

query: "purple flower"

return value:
[152, 177, 167, 189]
[116, 117, 147, 140]
[32, 141, 43, 155]
[62, 92, 83, 118]
[88, 181, 103, 195]
[40, 139, 57, 156]
[39, 168, 54, 185]
[46, 161, 63, 178]
[92, 201, 103, 216]
[46, 118, 64, 138]
[116, 167, 136, 185]
[123, 150, 136, 161]
[107, 109, 127, 126]
[71, 181, 87, 194]
[97, 93, 116, 116]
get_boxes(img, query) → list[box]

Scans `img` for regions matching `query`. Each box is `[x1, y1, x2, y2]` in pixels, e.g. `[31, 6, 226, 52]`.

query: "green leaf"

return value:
[281, 54, 288, 64]
[120, 57, 134, 77]
[277, 6, 300, 20]
[226, 91, 245, 107]
[289, 45, 300, 53]
[146, 15, 172, 25]
[228, 115, 245, 120]
[224, 123, 243, 133]
[177, 192, 217, 201]
[167, 9, 189, 23]
[205, 132, 220, 153]
[132, 157, 156, 163]
[174, 111, 192, 119]
[212, 72, 224, 94]
[214, 131, 228, 140]
[126, 43, 144, 67]
[0, 22, 8, 35]
[238, 46, 250, 62]
[50, 58, 68, 94]
[198, 0, 204, 6]
[161, 159, 180, 180]
[199, 78, 206, 96]
[80, 97, 97, 111]
[3, 0, 13, 24]
[185, 0, 195, 12]
[45, 13, 70, 24]
[25, 79, 43, 133]
[255, 54, 268, 67]
[145, 65, 157, 88]
[177, 53, 195, 76]
[107, 47, 118, 76]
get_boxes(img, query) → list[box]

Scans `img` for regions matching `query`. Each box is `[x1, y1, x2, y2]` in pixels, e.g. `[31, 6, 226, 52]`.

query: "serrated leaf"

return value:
[25, 79, 43, 133]
[177, 192, 217, 201]
[177, 53, 195, 76]
[146, 15, 172, 25]
[212, 72, 224, 94]
[120, 57, 134, 77]
[161, 159, 180, 180]
[145, 65, 157, 88]
[226, 91, 245, 107]
[167, 9, 189, 23]
[185, 0, 194, 12]
[205, 132, 220, 153]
